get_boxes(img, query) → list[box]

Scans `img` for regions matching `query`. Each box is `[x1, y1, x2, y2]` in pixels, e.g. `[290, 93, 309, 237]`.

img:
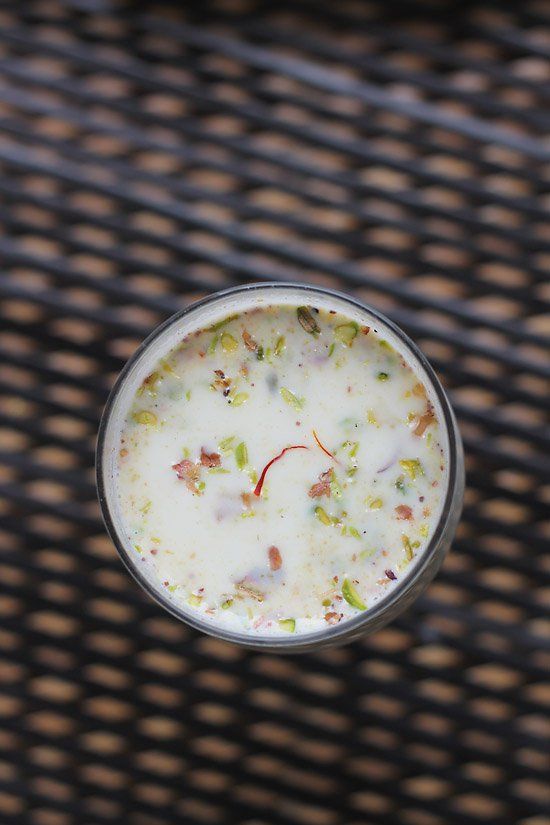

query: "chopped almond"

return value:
[200, 448, 221, 468]
[414, 402, 435, 436]
[308, 468, 333, 498]
[242, 329, 258, 352]
[172, 459, 201, 494]
[268, 546, 282, 571]
[395, 504, 413, 520]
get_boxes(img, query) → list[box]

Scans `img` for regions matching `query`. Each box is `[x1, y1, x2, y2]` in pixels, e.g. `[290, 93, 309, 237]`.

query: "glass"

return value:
[96, 283, 464, 651]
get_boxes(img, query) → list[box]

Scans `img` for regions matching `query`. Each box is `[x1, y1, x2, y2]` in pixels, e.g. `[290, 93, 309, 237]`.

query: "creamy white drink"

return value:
[113, 301, 447, 638]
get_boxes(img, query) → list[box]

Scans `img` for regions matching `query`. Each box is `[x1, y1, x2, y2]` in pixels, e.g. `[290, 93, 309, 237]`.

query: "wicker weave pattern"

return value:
[0, 1, 548, 823]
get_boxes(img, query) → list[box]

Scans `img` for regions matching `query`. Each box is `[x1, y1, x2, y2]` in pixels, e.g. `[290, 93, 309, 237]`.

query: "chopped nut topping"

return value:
[172, 459, 202, 494]
[200, 448, 221, 468]
[268, 546, 282, 571]
[308, 468, 334, 498]
[395, 504, 413, 520]
[324, 612, 342, 625]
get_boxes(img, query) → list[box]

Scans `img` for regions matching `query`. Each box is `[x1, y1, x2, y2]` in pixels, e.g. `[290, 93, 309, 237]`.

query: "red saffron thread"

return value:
[312, 430, 340, 464]
[253, 445, 308, 497]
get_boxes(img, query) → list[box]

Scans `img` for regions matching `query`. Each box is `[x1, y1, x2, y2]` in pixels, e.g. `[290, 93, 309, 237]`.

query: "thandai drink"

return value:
[114, 302, 447, 637]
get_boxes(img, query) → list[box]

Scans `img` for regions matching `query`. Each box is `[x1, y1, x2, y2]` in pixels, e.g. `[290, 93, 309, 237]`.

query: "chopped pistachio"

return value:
[330, 476, 343, 499]
[342, 579, 366, 610]
[185, 389, 191, 401]
[377, 371, 389, 381]
[235, 441, 248, 470]
[151, 536, 161, 545]
[274, 336, 286, 356]
[360, 548, 377, 560]
[256, 346, 264, 361]
[348, 441, 359, 458]
[315, 506, 332, 526]
[208, 334, 219, 354]
[322, 598, 332, 607]
[348, 526, 361, 540]
[134, 544, 143, 554]
[366, 409, 379, 426]
[139, 501, 152, 514]
[399, 459, 424, 480]
[160, 358, 178, 376]
[231, 392, 249, 407]
[208, 467, 230, 474]
[197, 481, 206, 493]
[402, 535, 414, 561]
[167, 584, 178, 593]
[280, 387, 304, 410]
[219, 436, 236, 452]
[188, 593, 203, 606]
[137, 371, 160, 397]
[208, 314, 238, 332]
[181, 447, 190, 458]
[221, 332, 238, 352]
[328, 342, 335, 358]
[278, 618, 296, 632]
[133, 410, 158, 426]
[379, 339, 392, 351]
[395, 476, 406, 493]
[241, 510, 256, 518]
[221, 599, 233, 610]
[248, 469, 258, 485]
[347, 466, 358, 479]
[368, 498, 383, 510]
[334, 322, 358, 346]
[426, 432, 433, 446]
[419, 523, 429, 538]
[297, 306, 320, 335]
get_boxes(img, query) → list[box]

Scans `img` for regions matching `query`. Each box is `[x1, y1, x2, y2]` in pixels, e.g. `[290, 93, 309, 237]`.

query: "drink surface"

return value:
[115, 304, 446, 636]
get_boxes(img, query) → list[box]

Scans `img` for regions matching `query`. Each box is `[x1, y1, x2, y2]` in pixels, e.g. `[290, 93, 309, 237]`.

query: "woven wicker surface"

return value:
[0, 1, 548, 823]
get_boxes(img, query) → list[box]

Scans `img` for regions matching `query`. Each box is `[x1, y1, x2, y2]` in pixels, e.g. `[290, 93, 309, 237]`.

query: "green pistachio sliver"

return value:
[419, 523, 429, 538]
[399, 459, 424, 480]
[134, 544, 143, 554]
[342, 579, 366, 611]
[334, 322, 359, 346]
[197, 481, 206, 493]
[278, 618, 296, 633]
[330, 476, 343, 499]
[322, 598, 332, 607]
[185, 389, 191, 401]
[139, 501, 152, 514]
[377, 372, 389, 381]
[167, 584, 178, 593]
[297, 306, 320, 335]
[219, 436, 236, 452]
[328, 342, 335, 358]
[274, 336, 286, 356]
[221, 598, 233, 610]
[160, 358, 178, 377]
[379, 339, 392, 351]
[231, 392, 249, 407]
[221, 332, 238, 353]
[315, 506, 332, 526]
[348, 441, 359, 458]
[188, 594, 202, 606]
[208, 314, 238, 332]
[256, 346, 264, 361]
[209, 468, 230, 474]
[208, 334, 219, 354]
[235, 441, 248, 470]
[402, 535, 414, 561]
[360, 548, 377, 560]
[348, 527, 361, 540]
[368, 498, 383, 510]
[347, 466, 358, 479]
[241, 510, 256, 519]
[280, 387, 304, 411]
[133, 410, 157, 426]
[248, 469, 258, 485]
[395, 476, 406, 493]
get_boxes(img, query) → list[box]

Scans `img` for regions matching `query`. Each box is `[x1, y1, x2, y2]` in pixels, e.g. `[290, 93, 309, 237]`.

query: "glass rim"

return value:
[96, 281, 462, 650]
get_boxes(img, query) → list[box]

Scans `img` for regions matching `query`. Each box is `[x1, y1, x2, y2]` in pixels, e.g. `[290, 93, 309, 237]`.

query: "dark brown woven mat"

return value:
[0, 1, 548, 823]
